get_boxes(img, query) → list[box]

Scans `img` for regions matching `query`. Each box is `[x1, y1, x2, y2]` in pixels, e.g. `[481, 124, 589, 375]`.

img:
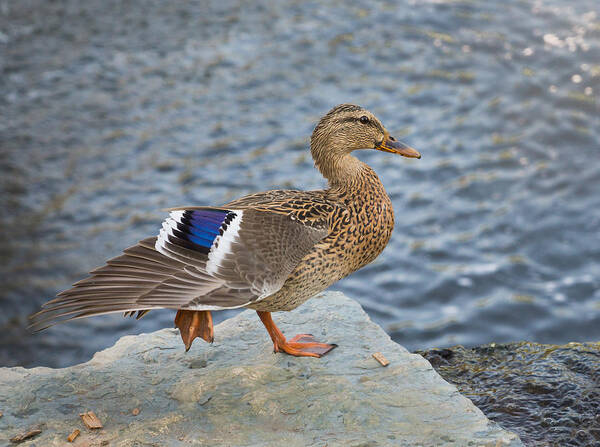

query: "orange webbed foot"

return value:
[256, 311, 337, 358]
[174, 310, 214, 351]
[277, 334, 337, 357]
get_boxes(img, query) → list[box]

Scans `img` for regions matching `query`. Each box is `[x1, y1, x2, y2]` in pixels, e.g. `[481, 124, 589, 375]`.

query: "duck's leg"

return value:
[174, 310, 214, 351]
[256, 311, 337, 358]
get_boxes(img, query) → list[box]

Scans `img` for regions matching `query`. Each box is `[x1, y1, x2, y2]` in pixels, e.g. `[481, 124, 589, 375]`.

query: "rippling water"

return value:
[1, 0, 599, 368]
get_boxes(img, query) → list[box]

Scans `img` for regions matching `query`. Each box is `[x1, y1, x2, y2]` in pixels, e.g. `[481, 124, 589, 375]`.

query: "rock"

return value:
[0, 292, 521, 446]
[420, 342, 600, 446]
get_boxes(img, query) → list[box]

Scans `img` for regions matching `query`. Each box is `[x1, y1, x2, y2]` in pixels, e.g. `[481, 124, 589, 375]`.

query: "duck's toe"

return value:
[279, 334, 337, 357]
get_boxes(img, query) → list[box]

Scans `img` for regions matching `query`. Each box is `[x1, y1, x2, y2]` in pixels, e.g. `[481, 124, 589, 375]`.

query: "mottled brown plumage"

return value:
[30, 104, 420, 357]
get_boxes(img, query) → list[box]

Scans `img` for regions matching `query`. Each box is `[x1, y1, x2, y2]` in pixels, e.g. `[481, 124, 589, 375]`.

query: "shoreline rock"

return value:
[420, 341, 600, 446]
[0, 292, 521, 446]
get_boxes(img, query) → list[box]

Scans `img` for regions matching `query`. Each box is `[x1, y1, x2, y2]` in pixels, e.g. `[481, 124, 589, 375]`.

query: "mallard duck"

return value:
[30, 104, 421, 358]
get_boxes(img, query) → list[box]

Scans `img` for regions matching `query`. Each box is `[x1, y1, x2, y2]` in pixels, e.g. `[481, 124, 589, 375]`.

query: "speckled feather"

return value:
[246, 170, 394, 311]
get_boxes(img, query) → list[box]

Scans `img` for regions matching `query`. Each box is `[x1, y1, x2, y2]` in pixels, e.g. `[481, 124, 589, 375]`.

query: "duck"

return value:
[30, 104, 421, 358]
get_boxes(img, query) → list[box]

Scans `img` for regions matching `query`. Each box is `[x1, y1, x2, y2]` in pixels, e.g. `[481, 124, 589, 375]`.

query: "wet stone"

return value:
[419, 341, 600, 446]
[0, 293, 521, 446]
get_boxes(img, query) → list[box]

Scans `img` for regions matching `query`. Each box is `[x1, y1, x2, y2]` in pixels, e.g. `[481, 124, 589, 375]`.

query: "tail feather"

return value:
[31, 305, 162, 331]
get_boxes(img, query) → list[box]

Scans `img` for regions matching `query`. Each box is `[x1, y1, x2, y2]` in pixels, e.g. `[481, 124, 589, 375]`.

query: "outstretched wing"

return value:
[30, 207, 328, 331]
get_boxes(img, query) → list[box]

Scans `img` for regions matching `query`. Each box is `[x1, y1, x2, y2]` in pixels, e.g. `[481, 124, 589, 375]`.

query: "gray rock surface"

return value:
[0, 292, 521, 446]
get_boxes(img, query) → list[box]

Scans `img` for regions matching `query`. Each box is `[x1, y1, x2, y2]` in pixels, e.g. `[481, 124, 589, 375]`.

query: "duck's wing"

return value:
[29, 205, 331, 331]
[205, 189, 337, 228]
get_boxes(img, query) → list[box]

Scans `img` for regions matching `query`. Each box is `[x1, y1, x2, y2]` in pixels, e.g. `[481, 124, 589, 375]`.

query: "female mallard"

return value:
[31, 104, 421, 358]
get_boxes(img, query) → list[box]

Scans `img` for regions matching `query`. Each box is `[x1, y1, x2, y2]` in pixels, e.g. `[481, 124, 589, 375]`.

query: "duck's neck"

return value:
[314, 152, 368, 188]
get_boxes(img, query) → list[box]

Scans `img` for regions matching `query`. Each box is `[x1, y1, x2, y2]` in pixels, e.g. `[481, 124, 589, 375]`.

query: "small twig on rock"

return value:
[67, 429, 80, 442]
[372, 352, 390, 367]
[10, 428, 42, 443]
[80, 411, 103, 429]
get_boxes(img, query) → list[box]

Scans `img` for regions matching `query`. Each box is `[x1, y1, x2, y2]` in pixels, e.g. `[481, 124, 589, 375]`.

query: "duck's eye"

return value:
[359, 115, 369, 124]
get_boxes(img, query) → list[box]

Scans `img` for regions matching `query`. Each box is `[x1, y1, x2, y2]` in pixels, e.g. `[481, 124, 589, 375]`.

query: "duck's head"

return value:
[310, 104, 421, 171]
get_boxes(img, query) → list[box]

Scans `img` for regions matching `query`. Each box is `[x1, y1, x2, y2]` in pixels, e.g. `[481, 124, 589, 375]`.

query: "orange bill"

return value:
[376, 136, 421, 159]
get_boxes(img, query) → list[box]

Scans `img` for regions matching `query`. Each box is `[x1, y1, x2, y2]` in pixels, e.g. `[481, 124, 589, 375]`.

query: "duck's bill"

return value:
[376, 137, 421, 159]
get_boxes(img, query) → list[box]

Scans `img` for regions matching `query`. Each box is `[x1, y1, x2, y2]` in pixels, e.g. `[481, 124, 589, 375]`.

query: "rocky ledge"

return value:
[0, 292, 521, 446]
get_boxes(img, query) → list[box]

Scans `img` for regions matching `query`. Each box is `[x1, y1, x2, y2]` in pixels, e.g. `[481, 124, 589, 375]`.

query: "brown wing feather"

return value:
[31, 192, 339, 331]
[29, 237, 224, 331]
[177, 189, 342, 229]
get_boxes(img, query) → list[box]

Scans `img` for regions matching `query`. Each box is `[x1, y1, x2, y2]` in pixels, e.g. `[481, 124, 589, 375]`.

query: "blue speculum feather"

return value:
[171, 209, 235, 253]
